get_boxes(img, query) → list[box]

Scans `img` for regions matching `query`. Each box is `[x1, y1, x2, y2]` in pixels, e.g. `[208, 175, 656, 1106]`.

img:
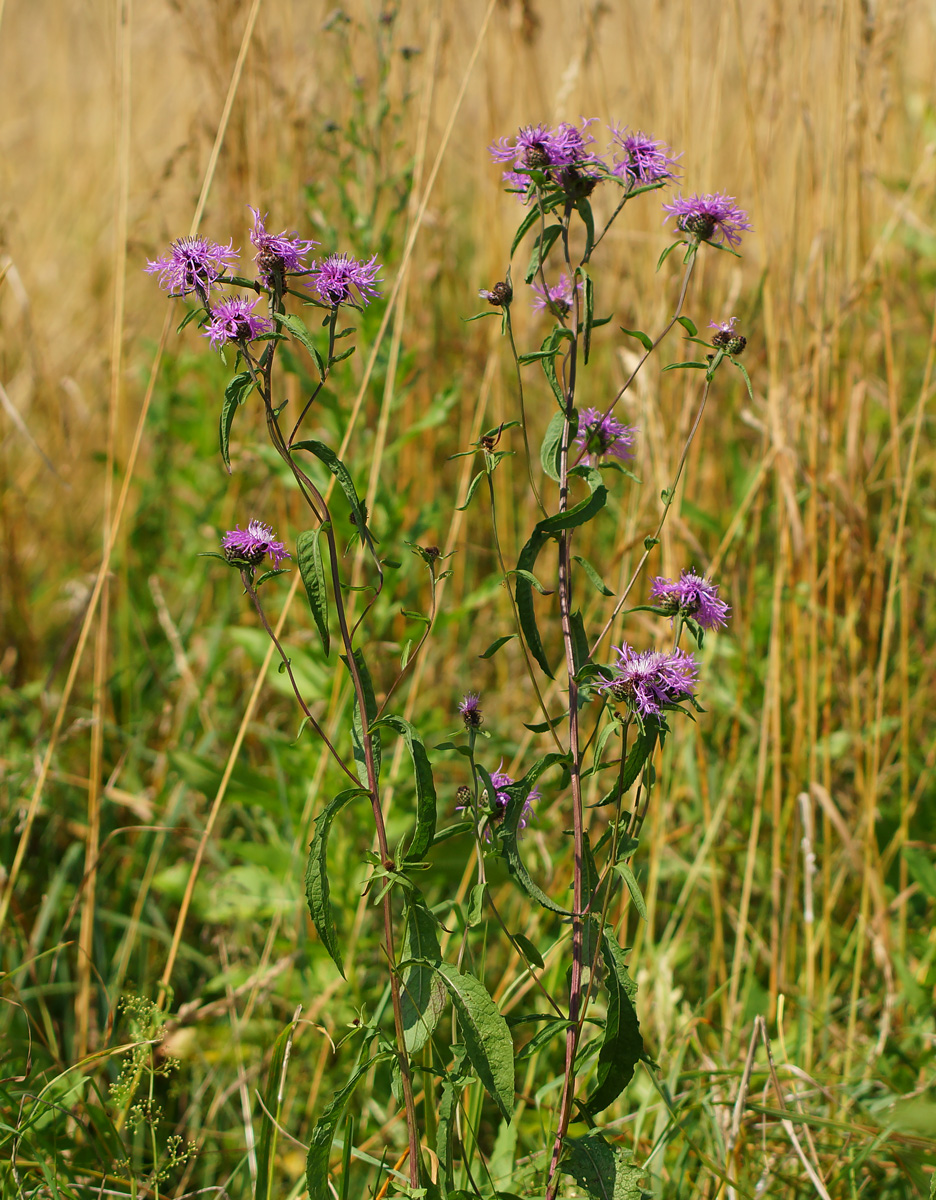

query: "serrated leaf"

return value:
[620, 326, 653, 353]
[479, 634, 515, 659]
[582, 927, 643, 1114]
[305, 788, 367, 976]
[525, 224, 563, 284]
[306, 1052, 391, 1200]
[675, 315, 698, 336]
[500, 754, 572, 915]
[372, 715, 436, 861]
[515, 530, 553, 678]
[219, 371, 254, 472]
[434, 963, 515, 1121]
[561, 1130, 645, 1200]
[573, 554, 614, 596]
[272, 312, 326, 379]
[400, 899, 445, 1054]
[296, 527, 330, 656]
[457, 469, 485, 511]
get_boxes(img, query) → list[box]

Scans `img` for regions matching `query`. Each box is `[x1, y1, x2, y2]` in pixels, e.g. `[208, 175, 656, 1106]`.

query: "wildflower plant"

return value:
[147, 119, 750, 1199]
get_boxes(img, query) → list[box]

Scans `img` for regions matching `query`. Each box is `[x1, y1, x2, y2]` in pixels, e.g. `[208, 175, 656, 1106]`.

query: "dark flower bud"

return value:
[680, 212, 717, 241]
[479, 280, 513, 307]
[456, 785, 472, 805]
[727, 335, 746, 356]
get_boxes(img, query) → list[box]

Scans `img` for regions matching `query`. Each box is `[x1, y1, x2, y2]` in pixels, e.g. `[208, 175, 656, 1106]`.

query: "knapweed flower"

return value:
[479, 280, 513, 307]
[650, 569, 730, 631]
[459, 692, 483, 729]
[575, 408, 637, 465]
[708, 317, 747, 356]
[308, 252, 382, 307]
[532, 273, 581, 318]
[145, 235, 238, 297]
[489, 120, 601, 196]
[600, 645, 698, 720]
[203, 296, 273, 349]
[488, 765, 540, 831]
[662, 192, 752, 249]
[249, 207, 317, 286]
[221, 520, 290, 569]
[610, 126, 680, 186]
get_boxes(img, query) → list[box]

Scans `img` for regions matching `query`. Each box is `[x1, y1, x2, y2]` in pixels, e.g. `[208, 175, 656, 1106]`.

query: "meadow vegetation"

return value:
[1, 1, 936, 1196]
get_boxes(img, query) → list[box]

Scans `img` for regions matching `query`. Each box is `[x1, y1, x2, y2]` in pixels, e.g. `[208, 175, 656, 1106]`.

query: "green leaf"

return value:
[512, 567, 552, 595]
[582, 928, 643, 1115]
[457, 469, 485, 512]
[296, 527, 330, 656]
[305, 789, 367, 976]
[400, 899, 445, 1054]
[561, 1130, 646, 1200]
[467, 883, 486, 927]
[904, 846, 936, 900]
[256, 1009, 301, 1200]
[272, 312, 326, 379]
[293, 440, 377, 561]
[570, 610, 590, 675]
[733, 357, 755, 400]
[512, 932, 544, 970]
[510, 204, 544, 258]
[676, 315, 698, 336]
[372, 715, 436, 861]
[662, 360, 708, 372]
[306, 1053, 391, 1200]
[581, 268, 595, 363]
[619, 727, 657, 793]
[577, 198, 596, 261]
[330, 344, 356, 365]
[500, 754, 572, 915]
[515, 530, 553, 678]
[540, 409, 572, 484]
[535, 483, 608, 535]
[541, 330, 567, 407]
[516, 1015, 572, 1062]
[479, 634, 515, 659]
[342, 649, 381, 788]
[620, 326, 653, 353]
[436, 1046, 470, 1192]
[525, 224, 563, 284]
[219, 371, 254, 473]
[434, 963, 515, 1121]
[614, 863, 647, 920]
[573, 555, 614, 596]
[657, 239, 683, 271]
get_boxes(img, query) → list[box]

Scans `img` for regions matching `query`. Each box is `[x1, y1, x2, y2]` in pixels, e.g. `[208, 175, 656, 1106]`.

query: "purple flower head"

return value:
[249, 207, 317, 286]
[609, 126, 681, 186]
[575, 408, 637, 466]
[145, 235, 238, 298]
[221, 519, 290, 570]
[532, 273, 582, 318]
[459, 692, 483, 729]
[309, 252, 382, 307]
[203, 295, 273, 350]
[490, 120, 602, 197]
[708, 316, 747, 355]
[600, 644, 698, 720]
[662, 192, 752, 249]
[650, 569, 730, 631]
[488, 765, 540, 832]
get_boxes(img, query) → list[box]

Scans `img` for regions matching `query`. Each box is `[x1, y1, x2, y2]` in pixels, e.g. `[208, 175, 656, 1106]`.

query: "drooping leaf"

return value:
[573, 554, 614, 596]
[582, 928, 643, 1115]
[219, 371, 254, 473]
[372, 715, 436, 861]
[434, 963, 515, 1121]
[675, 315, 698, 336]
[304, 789, 367, 977]
[614, 863, 647, 920]
[306, 1052, 391, 1200]
[561, 1130, 646, 1200]
[399, 898, 445, 1054]
[619, 326, 653, 353]
[296, 527, 330, 656]
[256, 1008, 300, 1200]
[515, 530, 554, 678]
[456, 469, 485, 511]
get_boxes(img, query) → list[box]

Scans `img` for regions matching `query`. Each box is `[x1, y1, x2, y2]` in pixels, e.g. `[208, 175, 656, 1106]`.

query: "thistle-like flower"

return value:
[662, 192, 752, 249]
[490, 120, 602, 197]
[609, 126, 680, 186]
[488, 765, 540, 831]
[459, 692, 483, 729]
[600, 644, 698, 719]
[145, 235, 238, 297]
[574, 408, 637, 466]
[531, 273, 581, 318]
[309, 252, 382, 307]
[479, 280, 513, 307]
[650, 569, 730, 631]
[249, 207, 317, 287]
[708, 317, 747, 356]
[221, 520, 290, 569]
[203, 296, 273, 349]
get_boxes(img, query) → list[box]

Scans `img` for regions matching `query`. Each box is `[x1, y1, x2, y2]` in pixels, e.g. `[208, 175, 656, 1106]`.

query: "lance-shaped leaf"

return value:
[272, 312, 326, 379]
[500, 753, 571, 915]
[293, 439, 379, 563]
[525, 223, 563, 283]
[535, 481, 607, 535]
[399, 898, 445, 1054]
[510, 203, 543, 257]
[372, 714, 436, 861]
[341, 649, 381, 787]
[540, 408, 578, 484]
[580, 267, 595, 363]
[306, 1052, 391, 1200]
[219, 371, 254, 473]
[436, 1045, 470, 1192]
[561, 1130, 646, 1200]
[582, 927, 643, 1115]
[515, 529, 553, 678]
[434, 962, 515, 1121]
[305, 788, 367, 977]
[296, 527, 330, 656]
[256, 1008, 300, 1200]
[619, 726, 657, 794]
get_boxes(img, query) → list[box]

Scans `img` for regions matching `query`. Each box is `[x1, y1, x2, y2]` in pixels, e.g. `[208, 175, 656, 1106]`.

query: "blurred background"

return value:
[2, 0, 935, 1195]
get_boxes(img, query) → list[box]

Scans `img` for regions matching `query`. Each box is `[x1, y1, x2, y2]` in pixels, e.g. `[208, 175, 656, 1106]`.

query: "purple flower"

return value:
[532, 273, 581, 318]
[145, 235, 238, 297]
[650, 569, 730, 631]
[249, 207, 317, 286]
[459, 692, 483, 729]
[575, 408, 636, 466]
[708, 317, 747, 355]
[221, 520, 290, 569]
[662, 192, 752, 249]
[609, 126, 680, 186]
[309, 252, 382, 307]
[203, 296, 273, 349]
[489, 765, 540, 832]
[479, 280, 513, 307]
[490, 120, 603, 196]
[600, 645, 698, 719]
